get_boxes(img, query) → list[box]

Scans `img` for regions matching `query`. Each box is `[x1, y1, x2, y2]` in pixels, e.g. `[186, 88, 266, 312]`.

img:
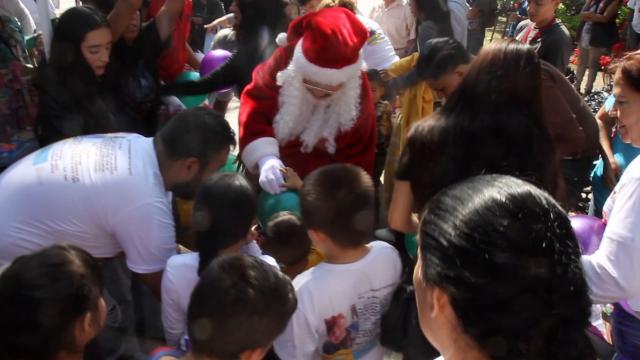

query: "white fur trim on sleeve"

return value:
[292, 39, 364, 86]
[241, 137, 281, 173]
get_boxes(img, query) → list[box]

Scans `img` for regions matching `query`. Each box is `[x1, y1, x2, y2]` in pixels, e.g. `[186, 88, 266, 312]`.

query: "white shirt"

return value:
[273, 241, 402, 360]
[629, 0, 640, 34]
[0, 0, 36, 35]
[448, 0, 470, 46]
[19, 0, 56, 23]
[357, 15, 399, 70]
[369, 0, 416, 53]
[582, 156, 640, 311]
[0, 134, 176, 274]
[161, 244, 278, 346]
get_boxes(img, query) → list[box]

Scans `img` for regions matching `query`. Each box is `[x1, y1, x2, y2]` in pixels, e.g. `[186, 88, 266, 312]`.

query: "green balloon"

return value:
[257, 190, 301, 226]
[220, 153, 238, 173]
[404, 233, 418, 259]
[175, 71, 207, 108]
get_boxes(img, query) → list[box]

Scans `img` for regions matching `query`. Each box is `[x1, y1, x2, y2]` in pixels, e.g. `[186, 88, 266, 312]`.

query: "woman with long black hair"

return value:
[414, 175, 595, 360]
[389, 41, 562, 234]
[35, 6, 138, 146]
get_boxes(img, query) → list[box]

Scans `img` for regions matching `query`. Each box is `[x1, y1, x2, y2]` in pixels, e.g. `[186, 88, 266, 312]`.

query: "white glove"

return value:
[258, 156, 285, 194]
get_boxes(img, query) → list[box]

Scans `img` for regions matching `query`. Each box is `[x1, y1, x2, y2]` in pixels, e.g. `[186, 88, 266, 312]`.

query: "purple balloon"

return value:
[200, 49, 232, 77]
[570, 215, 605, 255]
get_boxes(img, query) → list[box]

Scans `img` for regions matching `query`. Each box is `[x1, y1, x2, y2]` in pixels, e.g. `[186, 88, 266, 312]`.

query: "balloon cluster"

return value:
[175, 49, 233, 108]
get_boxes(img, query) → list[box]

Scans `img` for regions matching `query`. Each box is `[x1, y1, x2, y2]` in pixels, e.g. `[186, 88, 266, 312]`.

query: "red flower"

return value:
[600, 55, 613, 69]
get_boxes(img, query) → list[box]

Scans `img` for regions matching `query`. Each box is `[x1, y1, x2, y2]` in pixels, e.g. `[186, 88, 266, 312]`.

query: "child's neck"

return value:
[323, 244, 370, 264]
[285, 258, 309, 279]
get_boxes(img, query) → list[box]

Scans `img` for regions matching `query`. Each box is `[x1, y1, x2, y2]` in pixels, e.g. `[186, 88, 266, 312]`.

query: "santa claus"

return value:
[238, 7, 376, 194]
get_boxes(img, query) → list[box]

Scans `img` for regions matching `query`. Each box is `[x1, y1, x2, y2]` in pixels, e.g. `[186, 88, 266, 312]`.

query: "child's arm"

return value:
[380, 102, 393, 138]
[281, 167, 303, 190]
[388, 180, 419, 234]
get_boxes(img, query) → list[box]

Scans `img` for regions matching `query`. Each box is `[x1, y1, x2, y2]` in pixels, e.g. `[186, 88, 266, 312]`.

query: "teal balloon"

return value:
[257, 190, 301, 226]
[220, 153, 238, 173]
[404, 233, 418, 259]
[175, 71, 207, 108]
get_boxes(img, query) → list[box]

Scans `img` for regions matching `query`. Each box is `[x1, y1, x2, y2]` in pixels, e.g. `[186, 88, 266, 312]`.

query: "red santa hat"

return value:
[283, 8, 369, 86]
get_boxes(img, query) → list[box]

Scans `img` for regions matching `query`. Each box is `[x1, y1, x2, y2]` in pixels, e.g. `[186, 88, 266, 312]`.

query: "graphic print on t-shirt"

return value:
[322, 305, 358, 360]
[320, 284, 396, 359]
[32, 135, 132, 184]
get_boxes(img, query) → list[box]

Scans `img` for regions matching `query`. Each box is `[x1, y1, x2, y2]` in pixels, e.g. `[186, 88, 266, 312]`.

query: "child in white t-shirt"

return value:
[150, 254, 297, 360]
[273, 164, 402, 360]
[161, 172, 277, 346]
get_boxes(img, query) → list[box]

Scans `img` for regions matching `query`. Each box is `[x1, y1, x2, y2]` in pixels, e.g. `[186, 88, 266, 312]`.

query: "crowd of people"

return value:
[2, 0, 640, 359]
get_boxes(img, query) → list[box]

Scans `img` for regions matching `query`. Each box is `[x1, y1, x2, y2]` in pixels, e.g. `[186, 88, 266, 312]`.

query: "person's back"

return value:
[274, 164, 402, 359]
[152, 254, 297, 360]
[0, 133, 172, 271]
[0, 107, 236, 293]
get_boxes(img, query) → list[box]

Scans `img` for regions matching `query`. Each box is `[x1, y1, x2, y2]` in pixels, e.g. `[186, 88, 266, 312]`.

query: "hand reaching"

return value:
[258, 156, 285, 194]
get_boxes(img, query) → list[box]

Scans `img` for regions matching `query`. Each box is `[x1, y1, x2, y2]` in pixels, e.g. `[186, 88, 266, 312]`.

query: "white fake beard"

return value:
[273, 66, 362, 154]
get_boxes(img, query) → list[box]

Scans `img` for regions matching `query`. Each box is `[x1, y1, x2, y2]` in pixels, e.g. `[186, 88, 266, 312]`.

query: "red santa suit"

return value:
[238, 8, 376, 182]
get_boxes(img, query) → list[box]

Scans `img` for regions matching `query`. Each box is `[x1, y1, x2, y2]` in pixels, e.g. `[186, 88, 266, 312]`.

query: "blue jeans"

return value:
[613, 304, 640, 359]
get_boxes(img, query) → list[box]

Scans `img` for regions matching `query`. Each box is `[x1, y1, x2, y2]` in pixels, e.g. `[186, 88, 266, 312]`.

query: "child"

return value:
[260, 211, 323, 279]
[273, 164, 402, 359]
[151, 254, 297, 360]
[161, 172, 277, 346]
[365, 69, 393, 187]
[0, 245, 105, 360]
[257, 169, 324, 278]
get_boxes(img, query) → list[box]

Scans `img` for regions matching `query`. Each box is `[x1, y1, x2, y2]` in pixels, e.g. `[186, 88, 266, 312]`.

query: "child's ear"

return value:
[307, 229, 329, 246]
[238, 347, 268, 360]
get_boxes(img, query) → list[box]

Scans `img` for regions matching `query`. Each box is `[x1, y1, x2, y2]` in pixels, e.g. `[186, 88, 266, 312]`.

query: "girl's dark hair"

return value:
[418, 175, 594, 360]
[399, 40, 559, 210]
[47, 6, 110, 83]
[413, 0, 453, 38]
[193, 172, 257, 275]
[0, 244, 104, 360]
[619, 50, 640, 92]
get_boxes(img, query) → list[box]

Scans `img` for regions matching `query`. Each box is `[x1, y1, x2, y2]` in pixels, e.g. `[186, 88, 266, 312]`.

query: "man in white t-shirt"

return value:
[0, 107, 235, 296]
[274, 164, 402, 360]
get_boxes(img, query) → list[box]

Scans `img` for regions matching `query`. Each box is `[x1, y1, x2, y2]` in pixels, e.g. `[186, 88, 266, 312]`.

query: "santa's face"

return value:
[302, 79, 344, 100]
[273, 66, 362, 154]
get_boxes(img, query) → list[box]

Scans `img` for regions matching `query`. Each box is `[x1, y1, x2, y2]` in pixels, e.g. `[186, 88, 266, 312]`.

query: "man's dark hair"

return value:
[300, 164, 375, 248]
[187, 255, 297, 359]
[156, 107, 236, 165]
[416, 37, 471, 80]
